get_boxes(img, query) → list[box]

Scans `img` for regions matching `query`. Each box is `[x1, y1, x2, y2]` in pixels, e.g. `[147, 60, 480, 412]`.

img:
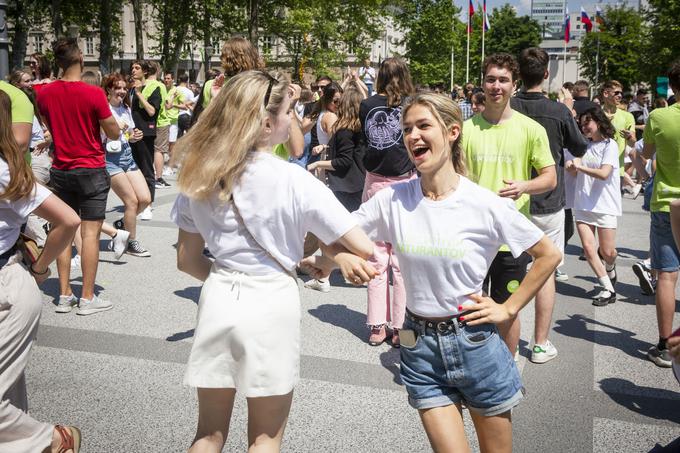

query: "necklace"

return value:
[423, 182, 458, 201]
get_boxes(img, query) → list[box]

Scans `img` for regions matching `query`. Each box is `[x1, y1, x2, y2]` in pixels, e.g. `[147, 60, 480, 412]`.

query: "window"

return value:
[32, 34, 44, 53]
[85, 36, 95, 55]
[347, 41, 356, 55]
[261, 35, 272, 55]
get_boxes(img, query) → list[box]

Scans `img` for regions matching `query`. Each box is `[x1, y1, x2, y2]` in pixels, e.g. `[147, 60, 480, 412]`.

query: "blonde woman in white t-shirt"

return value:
[170, 71, 375, 453]
[305, 92, 560, 453]
[566, 107, 622, 307]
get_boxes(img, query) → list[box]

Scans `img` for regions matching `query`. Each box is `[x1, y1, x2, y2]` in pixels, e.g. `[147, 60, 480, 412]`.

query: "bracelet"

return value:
[30, 263, 49, 275]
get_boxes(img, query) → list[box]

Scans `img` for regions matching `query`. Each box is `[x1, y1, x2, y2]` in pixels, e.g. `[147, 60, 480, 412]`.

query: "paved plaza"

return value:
[26, 175, 680, 452]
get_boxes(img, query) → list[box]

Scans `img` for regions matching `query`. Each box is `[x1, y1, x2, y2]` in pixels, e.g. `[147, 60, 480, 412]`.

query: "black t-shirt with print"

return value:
[359, 94, 414, 177]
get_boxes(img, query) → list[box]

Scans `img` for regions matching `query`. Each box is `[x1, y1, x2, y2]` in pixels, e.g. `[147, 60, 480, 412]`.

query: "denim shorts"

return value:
[105, 145, 138, 176]
[650, 211, 680, 272]
[399, 316, 524, 416]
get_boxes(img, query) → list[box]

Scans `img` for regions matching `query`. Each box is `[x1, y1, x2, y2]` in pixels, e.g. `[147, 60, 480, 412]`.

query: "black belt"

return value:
[406, 309, 465, 333]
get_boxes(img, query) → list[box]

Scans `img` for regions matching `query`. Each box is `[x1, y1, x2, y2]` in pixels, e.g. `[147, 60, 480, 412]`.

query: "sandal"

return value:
[55, 425, 81, 453]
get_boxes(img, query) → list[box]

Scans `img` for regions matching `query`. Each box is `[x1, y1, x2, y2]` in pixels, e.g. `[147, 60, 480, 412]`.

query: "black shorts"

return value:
[483, 251, 532, 304]
[49, 167, 110, 221]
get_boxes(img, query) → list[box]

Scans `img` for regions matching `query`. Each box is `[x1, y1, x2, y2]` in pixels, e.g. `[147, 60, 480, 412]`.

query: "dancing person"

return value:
[305, 92, 560, 453]
[641, 60, 680, 367]
[567, 107, 622, 306]
[307, 88, 366, 212]
[101, 73, 152, 257]
[37, 37, 120, 315]
[511, 48, 588, 363]
[129, 60, 161, 221]
[359, 57, 417, 347]
[0, 90, 83, 452]
[359, 59, 376, 96]
[462, 53, 556, 358]
[146, 62, 171, 189]
[8, 69, 33, 90]
[171, 70, 374, 453]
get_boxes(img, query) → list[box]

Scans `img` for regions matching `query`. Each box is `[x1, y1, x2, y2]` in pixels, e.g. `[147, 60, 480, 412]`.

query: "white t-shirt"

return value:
[359, 66, 376, 85]
[171, 152, 356, 274]
[176, 86, 195, 116]
[0, 158, 51, 255]
[106, 103, 136, 145]
[573, 138, 622, 216]
[29, 116, 45, 149]
[352, 176, 544, 317]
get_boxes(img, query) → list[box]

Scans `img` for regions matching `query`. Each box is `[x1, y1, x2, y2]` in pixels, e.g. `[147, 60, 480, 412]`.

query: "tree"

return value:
[640, 0, 680, 87]
[485, 5, 540, 60]
[7, 0, 51, 69]
[392, 0, 461, 87]
[131, 0, 145, 59]
[578, 5, 645, 89]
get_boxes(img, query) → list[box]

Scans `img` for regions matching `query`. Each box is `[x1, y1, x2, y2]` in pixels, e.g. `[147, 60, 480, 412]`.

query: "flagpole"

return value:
[466, 2, 470, 84]
[562, 0, 567, 87]
[450, 0, 455, 92]
[481, 3, 485, 85]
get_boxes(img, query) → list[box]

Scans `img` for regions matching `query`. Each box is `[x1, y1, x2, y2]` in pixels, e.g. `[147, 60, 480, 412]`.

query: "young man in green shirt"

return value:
[462, 53, 556, 356]
[601, 80, 638, 194]
[0, 80, 33, 154]
[146, 62, 171, 188]
[642, 60, 680, 368]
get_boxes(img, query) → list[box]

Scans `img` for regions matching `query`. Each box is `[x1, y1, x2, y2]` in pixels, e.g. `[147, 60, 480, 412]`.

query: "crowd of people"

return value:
[0, 33, 679, 453]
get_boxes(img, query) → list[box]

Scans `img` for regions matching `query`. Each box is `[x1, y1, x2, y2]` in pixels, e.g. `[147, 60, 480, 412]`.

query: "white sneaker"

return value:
[631, 183, 643, 199]
[70, 255, 81, 270]
[162, 166, 175, 176]
[531, 340, 558, 364]
[77, 295, 113, 316]
[111, 230, 130, 260]
[304, 279, 330, 293]
[55, 294, 78, 313]
[139, 206, 153, 221]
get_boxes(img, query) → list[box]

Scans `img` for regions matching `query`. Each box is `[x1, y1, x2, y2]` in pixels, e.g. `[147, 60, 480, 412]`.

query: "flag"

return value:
[581, 7, 593, 33]
[468, 0, 475, 34]
[564, 6, 570, 43]
[483, 0, 490, 31]
[595, 6, 605, 30]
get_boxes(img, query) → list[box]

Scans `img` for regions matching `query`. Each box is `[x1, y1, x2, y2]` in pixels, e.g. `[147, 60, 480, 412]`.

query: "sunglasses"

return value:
[262, 72, 278, 107]
[613, 91, 623, 96]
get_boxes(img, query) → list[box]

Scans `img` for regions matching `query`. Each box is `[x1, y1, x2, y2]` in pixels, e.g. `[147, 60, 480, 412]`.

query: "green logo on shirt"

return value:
[396, 237, 467, 259]
[506, 280, 520, 293]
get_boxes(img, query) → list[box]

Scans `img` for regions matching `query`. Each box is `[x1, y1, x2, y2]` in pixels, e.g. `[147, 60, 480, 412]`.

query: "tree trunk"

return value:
[202, 3, 211, 79]
[168, 22, 187, 76]
[160, 1, 170, 69]
[51, 0, 63, 38]
[98, 0, 113, 74]
[248, 0, 258, 45]
[132, 0, 145, 59]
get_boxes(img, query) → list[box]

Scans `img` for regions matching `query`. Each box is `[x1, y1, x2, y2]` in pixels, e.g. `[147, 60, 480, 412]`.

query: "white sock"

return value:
[598, 276, 615, 293]
[605, 260, 616, 272]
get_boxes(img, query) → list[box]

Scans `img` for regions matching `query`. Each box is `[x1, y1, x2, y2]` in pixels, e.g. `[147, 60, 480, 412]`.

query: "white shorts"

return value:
[531, 210, 565, 266]
[169, 124, 179, 143]
[184, 265, 300, 397]
[574, 210, 617, 229]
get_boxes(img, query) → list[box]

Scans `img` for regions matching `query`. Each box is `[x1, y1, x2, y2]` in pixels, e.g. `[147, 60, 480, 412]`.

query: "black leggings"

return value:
[131, 136, 156, 202]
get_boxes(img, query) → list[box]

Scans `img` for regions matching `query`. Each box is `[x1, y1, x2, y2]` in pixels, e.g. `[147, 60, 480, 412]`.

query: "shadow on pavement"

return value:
[598, 377, 680, 424]
[553, 314, 652, 360]
[167, 328, 195, 342]
[379, 348, 402, 385]
[175, 286, 201, 304]
[557, 275, 654, 306]
[308, 303, 366, 342]
[648, 436, 680, 453]
[617, 247, 648, 260]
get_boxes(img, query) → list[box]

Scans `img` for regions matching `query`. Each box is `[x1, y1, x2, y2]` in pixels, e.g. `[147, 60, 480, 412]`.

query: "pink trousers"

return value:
[362, 171, 416, 329]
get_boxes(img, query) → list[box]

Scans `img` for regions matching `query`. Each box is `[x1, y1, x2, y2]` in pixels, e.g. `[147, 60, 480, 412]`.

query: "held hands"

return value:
[335, 252, 378, 285]
[498, 179, 529, 200]
[461, 294, 515, 326]
[306, 162, 318, 172]
[312, 144, 326, 156]
[129, 128, 144, 143]
[299, 255, 334, 280]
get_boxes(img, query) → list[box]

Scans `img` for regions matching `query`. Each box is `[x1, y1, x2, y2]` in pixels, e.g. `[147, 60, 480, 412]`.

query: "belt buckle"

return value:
[436, 321, 450, 333]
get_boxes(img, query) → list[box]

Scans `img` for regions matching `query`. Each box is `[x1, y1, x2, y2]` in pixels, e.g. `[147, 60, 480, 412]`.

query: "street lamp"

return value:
[204, 45, 213, 80]
[67, 24, 79, 39]
[118, 49, 124, 73]
[0, 0, 9, 80]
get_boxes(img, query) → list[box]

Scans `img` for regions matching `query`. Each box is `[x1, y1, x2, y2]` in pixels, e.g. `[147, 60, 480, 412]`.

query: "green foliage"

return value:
[485, 5, 541, 59]
[578, 5, 645, 89]
[392, 0, 461, 87]
[640, 0, 680, 84]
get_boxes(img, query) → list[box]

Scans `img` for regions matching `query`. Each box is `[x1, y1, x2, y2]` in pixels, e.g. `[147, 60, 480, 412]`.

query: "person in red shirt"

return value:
[37, 37, 120, 316]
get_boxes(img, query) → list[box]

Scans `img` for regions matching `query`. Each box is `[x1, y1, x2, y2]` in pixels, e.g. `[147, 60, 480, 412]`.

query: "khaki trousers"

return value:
[0, 258, 53, 451]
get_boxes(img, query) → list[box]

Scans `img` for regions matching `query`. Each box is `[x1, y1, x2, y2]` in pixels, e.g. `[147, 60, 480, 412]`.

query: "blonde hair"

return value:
[402, 92, 466, 176]
[174, 70, 289, 201]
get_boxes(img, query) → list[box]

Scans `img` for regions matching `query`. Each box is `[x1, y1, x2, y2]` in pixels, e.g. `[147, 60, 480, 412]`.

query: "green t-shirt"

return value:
[143, 80, 170, 127]
[609, 108, 635, 176]
[202, 79, 215, 108]
[0, 81, 34, 162]
[165, 87, 182, 123]
[462, 112, 554, 218]
[643, 103, 680, 213]
[273, 143, 289, 160]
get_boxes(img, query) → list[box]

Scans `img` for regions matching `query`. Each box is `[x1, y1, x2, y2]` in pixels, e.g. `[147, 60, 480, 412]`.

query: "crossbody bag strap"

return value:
[230, 197, 297, 279]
